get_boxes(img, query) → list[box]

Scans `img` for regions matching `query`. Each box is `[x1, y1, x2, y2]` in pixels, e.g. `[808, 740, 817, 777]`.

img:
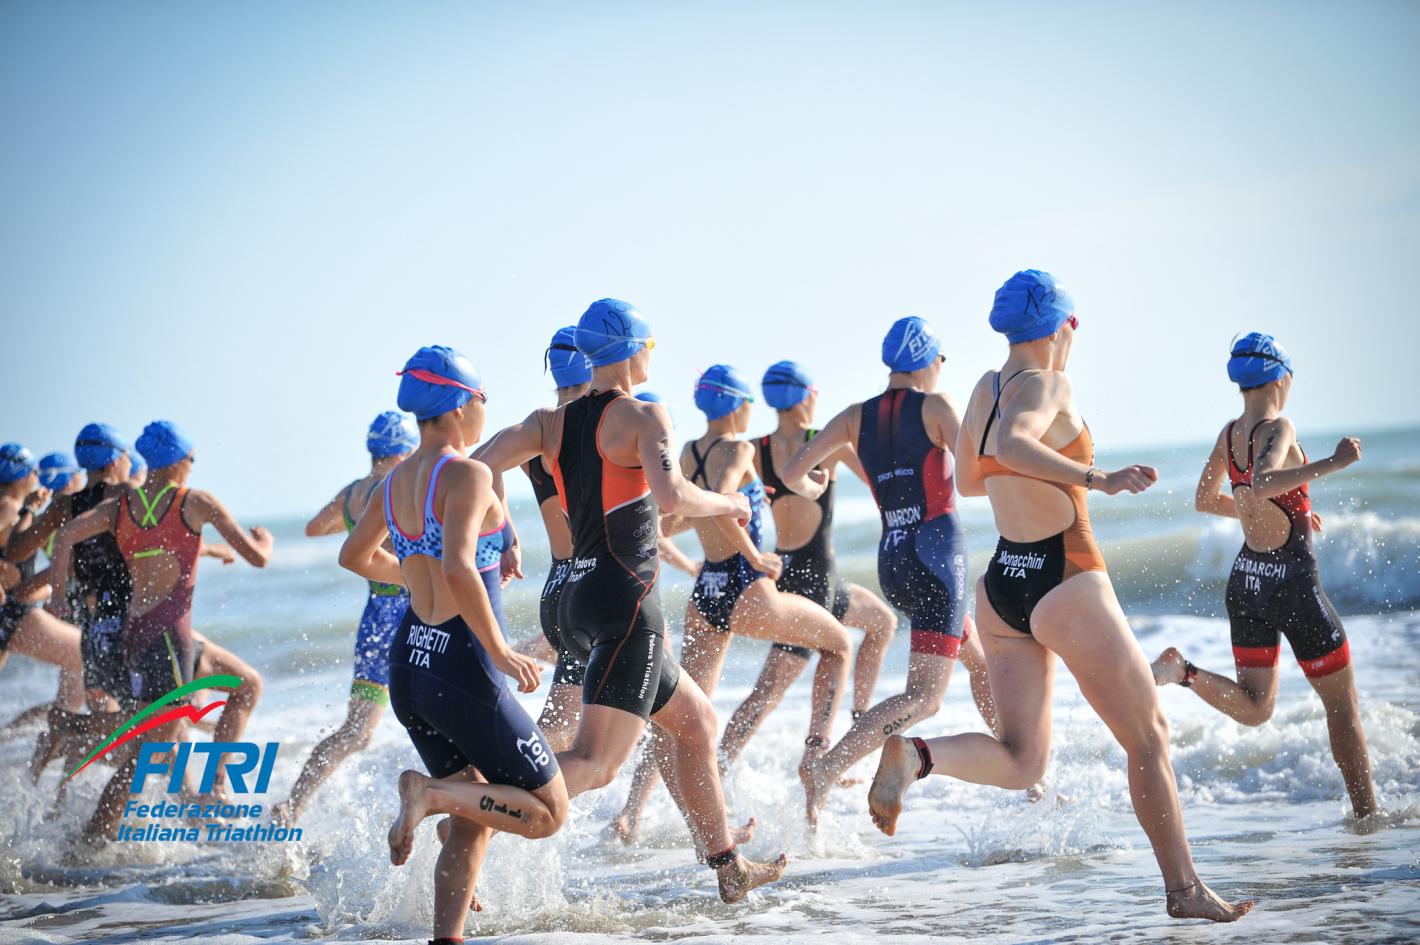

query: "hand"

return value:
[203, 543, 237, 565]
[755, 551, 784, 581]
[1309, 511, 1324, 533]
[726, 491, 751, 527]
[24, 486, 51, 512]
[493, 648, 543, 693]
[1097, 465, 1158, 495]
[1330, 437, 1361, 470]
[499, 544, 523, 588]
[796, 469, 829, 500]
[250, 525, 274, 551]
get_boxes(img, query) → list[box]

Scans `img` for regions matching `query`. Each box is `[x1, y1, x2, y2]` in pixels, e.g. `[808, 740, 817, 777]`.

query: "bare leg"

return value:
[1037, 575, 1252, 922]
[1306, 665, 1378, 818]
[730, 580, 850, 752]
[193, 640, 263, 801]
[804, 650, 953, 825]
[1152, 647, 1279, 725]
[11, 609, 86, 711]
[840, 583, 896, 715]
[645, 673, 788, 902]
[536, 681, 583, 754]
[612, 612, 730, 843]
[83, 717, 188, 843]
[719, 647, 809, 766]
[433, 815, 492, 936]
[387, 767, 568, 864]
[272, 693, 384, 825]
[957, 618, 997, 733]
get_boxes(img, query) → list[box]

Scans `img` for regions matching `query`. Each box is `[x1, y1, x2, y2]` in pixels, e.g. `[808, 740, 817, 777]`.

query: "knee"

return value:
[868, 602, 897, 637]
[341, 722, 376, 752]
[681, 702, 719, 752]
[1001, 745, 1050, 790]
[1126, 705, 1175, 752]
[1238, 697, 1275, 727]
[907, 685, 947, 720]
[235, 672, 263, 707]
[528, 794, 568, 839]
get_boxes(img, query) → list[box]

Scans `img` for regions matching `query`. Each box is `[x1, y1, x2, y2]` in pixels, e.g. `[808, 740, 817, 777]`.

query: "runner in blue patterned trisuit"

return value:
[340, 345, 567, 943]
[272, 411, 417, 826]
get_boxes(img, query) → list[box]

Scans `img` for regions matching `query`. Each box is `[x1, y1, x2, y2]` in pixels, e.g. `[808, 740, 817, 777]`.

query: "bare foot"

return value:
[717, 852, 789, 903]
[269, 800, 297, 828]
[867, 735, 919, 837]
[388, 769, 432, 866]
[799, 755, 829, 828]
[1025, 778, 1049, 803]
[1152, 647, 1187, 686]
[1167, 881, 1255, 922]
[609, 811, 639, 845]
[731, 817, 757, 846]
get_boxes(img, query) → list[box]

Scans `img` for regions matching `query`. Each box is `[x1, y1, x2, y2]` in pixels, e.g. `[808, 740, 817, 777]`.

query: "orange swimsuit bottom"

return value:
[977, 371, 1107, 635]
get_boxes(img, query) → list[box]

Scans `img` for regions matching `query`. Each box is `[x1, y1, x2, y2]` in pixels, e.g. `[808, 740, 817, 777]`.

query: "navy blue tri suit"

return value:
[547, 390, 680, 719]
[857, 388, 969, 658]
[384, 453, 558, 789]
[524, 456, 586, 687]
[687, 437, 768, 633]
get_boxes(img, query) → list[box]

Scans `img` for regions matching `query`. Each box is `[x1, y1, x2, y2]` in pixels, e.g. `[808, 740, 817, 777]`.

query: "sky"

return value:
[3, 1, 1417, 519]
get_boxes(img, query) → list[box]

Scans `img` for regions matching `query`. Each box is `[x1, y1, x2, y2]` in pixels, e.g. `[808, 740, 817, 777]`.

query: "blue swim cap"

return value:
[38, 452, 80, 491]
[0, 443, 36, 485]
[635, 391, 663, 404]
[694, 364, 755, 420]
[762, 360, 814, 410]
[882, 316, 942, 372]
[127, 449, 146, 473]
[74, 422, 129, 471]
[367, 410, 417, 457]
[575, 299, 652, 367]
[136, 421, 194, 470]
[546, 326, 593, 388]
[1228, 332, 1293, 390]
[397, 346, 485, 421]
[989, 270, 1075, 344]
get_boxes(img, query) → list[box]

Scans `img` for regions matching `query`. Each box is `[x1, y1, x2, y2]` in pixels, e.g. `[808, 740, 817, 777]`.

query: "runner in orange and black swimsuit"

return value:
[978, 369, 1107, 634]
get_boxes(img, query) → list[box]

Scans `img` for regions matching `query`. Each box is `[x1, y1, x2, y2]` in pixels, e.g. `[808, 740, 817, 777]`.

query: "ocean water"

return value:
[1, 424, 1418, 944]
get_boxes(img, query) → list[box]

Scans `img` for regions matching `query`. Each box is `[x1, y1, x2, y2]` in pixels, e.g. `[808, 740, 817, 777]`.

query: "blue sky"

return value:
[3, 1, 1417, 518]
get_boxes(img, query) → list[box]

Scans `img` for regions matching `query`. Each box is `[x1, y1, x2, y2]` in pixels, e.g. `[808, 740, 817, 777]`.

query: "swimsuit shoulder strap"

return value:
[978, 369, 1035, 455]
[424, 453, 458, 521]
[382, 465, 397, 533]
[688, 437, 723, 489]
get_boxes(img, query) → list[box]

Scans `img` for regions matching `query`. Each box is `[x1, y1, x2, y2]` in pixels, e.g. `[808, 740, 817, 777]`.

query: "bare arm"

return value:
[1250, 419, 1360, 498]
[996, 373, 1156, 496]
[473, 408, 550, 474]
[922, 391, 963, 452]
[1195, 432, 1237, 518]
[305, 485, 351, 537]
[439, 461, 540, 692]
[706, 442, 779, 575]
[782, 404, 857, 498]
[185, 491, 273, 567]
[44, 501, 117, 619]
[637, 404, 748, 520]
[337, 483, 403, 585]
[7, 502, 68, 562]
[658, 535, 700, 575]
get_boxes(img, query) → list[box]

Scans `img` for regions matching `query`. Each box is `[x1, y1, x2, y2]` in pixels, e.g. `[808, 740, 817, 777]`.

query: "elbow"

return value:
[336, 542, 359, 573]
[442, 557, 480, 586]
[303, 522, 322, 538]
[248, 550, 271, 569]
[657, 490, 685, 516]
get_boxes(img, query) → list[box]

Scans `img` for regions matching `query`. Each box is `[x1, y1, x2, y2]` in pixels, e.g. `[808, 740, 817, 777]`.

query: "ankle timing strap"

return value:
[910, 736, 933, 780]
[706, 846, 737, 869]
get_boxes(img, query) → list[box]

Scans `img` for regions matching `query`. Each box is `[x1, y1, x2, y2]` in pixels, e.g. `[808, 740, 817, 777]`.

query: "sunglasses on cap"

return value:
[397, 368, 488, 403]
